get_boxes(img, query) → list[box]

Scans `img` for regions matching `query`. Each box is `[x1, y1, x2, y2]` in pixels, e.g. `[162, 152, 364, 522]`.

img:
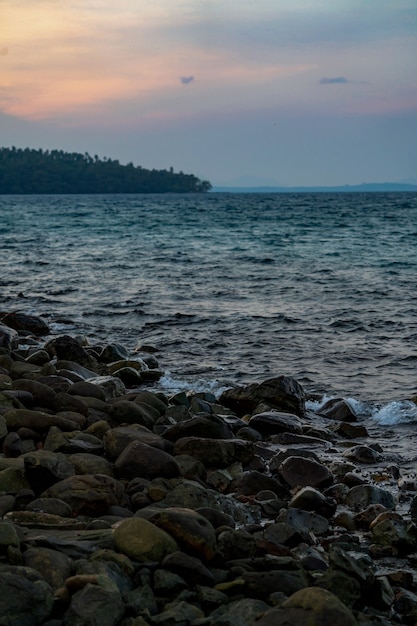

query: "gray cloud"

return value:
[180, 76, 195, 85]
[320, 77, 349, 84]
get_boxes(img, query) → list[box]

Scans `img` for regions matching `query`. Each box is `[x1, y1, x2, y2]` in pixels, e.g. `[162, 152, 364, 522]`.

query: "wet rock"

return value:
[4, 408, 80, 433]
[0, 323, 19, 349]
[371, 518, 417, 553]
[69, 452, 114, 476]
[172, 437, 254, 467]
[255, 586, 357, 626]
[108, 400, 155, 429]
[220, 375, 306, 417]
[332, 421, 369, 439]
[345, 485, 396, 511]
[289, 487, 337, 518]
[163, 414, 235, 441]
[232, 470, 286, 497]
[278, 456, 333, 489]
[0, 519, 20, 554]
[12, 378, 57, 409]
[152, 599, 204, 625]
[249, 411, 303, 436]
[43, 474, 126, 516]
[148, 506, 217, 561]
[23, 546, 73, 590]
[318, 398, 357, 422]
[88, 375, 126, 399]
[209, 598, 270, 626]
[115, 440, 180, 481]
[103, 424, 168, 460]
[0, 568, 54, 625]
[45, 335, 98, 370]
[343, 445, 381, 464]
[162, 551, 216, 586]
[24, 449, 75, 494]
[114, 517, 178, 562]
[0, 311, 50, 336]
[63, 582, 124, 626]
[26, 497, 73, 517]
[315, 570, 361, 608]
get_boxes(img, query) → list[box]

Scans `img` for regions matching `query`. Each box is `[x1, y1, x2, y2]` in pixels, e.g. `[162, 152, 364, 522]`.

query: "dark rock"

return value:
[345, 485, 396, 511]
[343, 445, 381, 464]
[24, 450, 76, 494]
[63, 582, 124, 626]
[163, 414, 234, 441]
[45, 335, 98, 370]
[12, 379, 57, 410]
[219, 376, 306, 417]
[289, 487, 337, 518]
[43, 474, 126, 516]
[0, 311, 50, 335]
[232, 470, 286, 497]
[278, 456, 333, 489]
[249, 410, 303, 436]
[23, 546, 73, 590]
[172, 437, 254, 468]
[0, 568, 54, 625]
[318, 398, 357, 422]
[103, 424, 168, 460]
[115, 440, 180, 481]
[161, 551, 216, 585]
[0, 323, 19, 349]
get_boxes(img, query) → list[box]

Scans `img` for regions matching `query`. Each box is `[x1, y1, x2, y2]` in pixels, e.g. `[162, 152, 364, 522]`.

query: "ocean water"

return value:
[1, 192, 417, 435]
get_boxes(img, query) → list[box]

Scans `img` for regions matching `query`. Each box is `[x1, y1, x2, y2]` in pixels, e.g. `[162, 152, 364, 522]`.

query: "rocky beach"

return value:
[1, 311, 417, 626]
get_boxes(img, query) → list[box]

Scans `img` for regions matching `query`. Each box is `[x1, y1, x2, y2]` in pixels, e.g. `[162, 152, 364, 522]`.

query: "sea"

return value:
[1, 191, 417, 460]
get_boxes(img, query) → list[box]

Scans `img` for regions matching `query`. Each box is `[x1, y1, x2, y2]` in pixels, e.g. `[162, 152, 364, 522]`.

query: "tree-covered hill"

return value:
[0, 147, 212, 194]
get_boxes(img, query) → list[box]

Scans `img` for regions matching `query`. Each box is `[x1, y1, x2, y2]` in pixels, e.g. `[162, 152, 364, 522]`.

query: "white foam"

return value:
[156, 371, 229, 398]
[372, 400, 417, 426]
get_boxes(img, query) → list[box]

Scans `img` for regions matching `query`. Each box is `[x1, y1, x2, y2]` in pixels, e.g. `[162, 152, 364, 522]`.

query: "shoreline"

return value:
[1, 313, 417, 624]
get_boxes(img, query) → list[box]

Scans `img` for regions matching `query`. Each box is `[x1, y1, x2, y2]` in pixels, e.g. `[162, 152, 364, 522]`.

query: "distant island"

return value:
[0, 147, 212, 194]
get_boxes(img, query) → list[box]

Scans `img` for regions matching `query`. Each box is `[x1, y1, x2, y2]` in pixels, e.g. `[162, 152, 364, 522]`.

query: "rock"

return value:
[148, 506, 217, 561]
[0, 323, 19, 349]
[163, 414, 235, 441]
[113, 517, 178, 561]
[43, 474, 126, 516]
[161, 551, 216, 586]
[249, 410, 303, 437]
[0, 311, 50, 335]
[315, 570, 362, 608]
[152, 599, 204, 624]
[233, 470, 286, 497]
[23, 449, 75, 494]
[88, 376, 126, 399]
[0, 520, 20, 553]
[26, 497, 73, 517]
[278, 456, 333, 489]
[318, 398, 357, 422]
[255, 586, 357, 626]
[219, 375, 306, 417]
[108, 400, 156, 429]
[371, 518, 417, 553]
[172, 437, 254, 468]
[68, 380, 107, 401]
[242, 568, 310, 599]
[343, 445, 381, 464]
[63, 582, 124, 626]
[115, 440, 180, 481]
[0, 568, 54, 625]
[4, 408, 80, 433]
[12, 379, 56, 409]
[209, 598, 270, 626]
[332, 421, 369, 439]
[345, 485, 396, 511]
[45, 335, 98, 370]
[103, 424, 168, 460]
[289, 487, 337, 518]
[23, 546, 73, 590]
[69, 452, 114, 477]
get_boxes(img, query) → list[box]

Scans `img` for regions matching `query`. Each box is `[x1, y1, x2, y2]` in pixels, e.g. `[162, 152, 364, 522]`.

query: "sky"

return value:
[0, 0, 416, 187]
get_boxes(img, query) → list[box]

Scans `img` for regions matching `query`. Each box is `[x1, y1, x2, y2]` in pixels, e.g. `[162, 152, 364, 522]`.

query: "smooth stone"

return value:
[332, 421, 369, 439]
[354, 504, 388, 529]
[196, 507, 235, 529]
[88, 375, 126, 399]
[4, 408, 80, 432]
[69, 452, 114, 476]
[209, 598, 271, 626]
[232, 470, 286, 497]
[25, 349, 51, 366]
[12, 379, 56, 409]
[242, 569, 309, 599]
[249, 410, 303, 436]
[318, 398, 357, 422]
[163, 414, 235, 441]
[343, 445, 381, 464]
[23, 546, 73, 590]
[108, 400, 156, 429]
[63, 582, 125, 626]
[99, 343, 130, 363]
[0, 569, 54, 625]
[162, 550, 216, 586]
[0, 520, 20, 553]
[255, 587, 357, 626]
[172, 437, 254, 468]
[289, 486, 337, 518]
[115, 440, 180, 481]
[148, 506, 217, 561]
[345, 485, 396, 511]
[0, 465, 31, 492]
[315, 570, 362, 608]
[285, 507, 329, 535]
[67, 380, 107, 400]
[371, 518, 417, 553]
[104, 424, 168, 460]
[55, 360, 98, 380]
[26, 497, 73, 517]
[152, 600, 204, 625]
[54, 392, 89, 416]
[0, 312, 49, 335]
[278, 456, 334, 489]
[45, 335, 98, 370]
[23, 449, 75, 493]
[174, 454, 207, 481]
[0, 323, 19, 349]
[113, 517, 178, 562]
[2, 431, 23, 457]
[219, 375, 306, 417]
[43, 474, 127, 516]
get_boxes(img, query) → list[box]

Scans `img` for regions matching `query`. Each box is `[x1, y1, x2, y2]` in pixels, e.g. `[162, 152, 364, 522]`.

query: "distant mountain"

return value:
[212, 182, 417, 193]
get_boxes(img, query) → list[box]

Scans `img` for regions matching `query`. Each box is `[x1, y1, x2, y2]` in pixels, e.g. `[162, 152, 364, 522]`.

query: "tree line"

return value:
[0, 147, 212, 194]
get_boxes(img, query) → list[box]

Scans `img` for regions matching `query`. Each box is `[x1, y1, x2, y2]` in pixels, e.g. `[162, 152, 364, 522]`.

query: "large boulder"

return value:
[114, 441, 180, 481]
[219, 376, 305, 417]
[0, 312, 50, 336]
[113, 517, 178, 562]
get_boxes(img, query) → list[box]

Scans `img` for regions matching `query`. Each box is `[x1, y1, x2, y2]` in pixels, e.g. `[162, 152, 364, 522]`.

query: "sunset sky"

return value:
[1, 0, 416, 186]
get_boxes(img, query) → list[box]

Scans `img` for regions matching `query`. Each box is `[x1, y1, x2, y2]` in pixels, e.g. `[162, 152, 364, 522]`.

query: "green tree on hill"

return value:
[0, 147, 212, 194]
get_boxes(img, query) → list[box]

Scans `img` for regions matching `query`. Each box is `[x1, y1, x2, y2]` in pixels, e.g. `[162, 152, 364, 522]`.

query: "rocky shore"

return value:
[1, 312, 417, 626]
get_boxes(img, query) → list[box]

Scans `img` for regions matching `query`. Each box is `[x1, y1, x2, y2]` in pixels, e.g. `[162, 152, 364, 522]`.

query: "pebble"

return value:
[0, 317, 414, 625]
